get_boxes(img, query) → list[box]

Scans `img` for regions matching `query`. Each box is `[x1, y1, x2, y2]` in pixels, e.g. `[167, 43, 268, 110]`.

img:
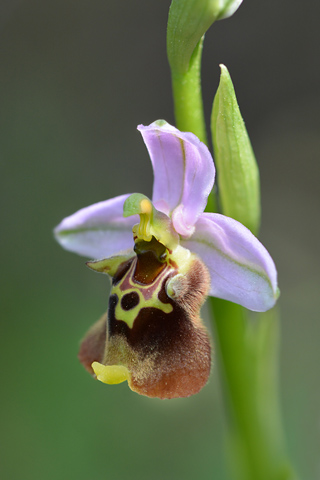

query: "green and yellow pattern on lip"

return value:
[111, 254, 174, 329]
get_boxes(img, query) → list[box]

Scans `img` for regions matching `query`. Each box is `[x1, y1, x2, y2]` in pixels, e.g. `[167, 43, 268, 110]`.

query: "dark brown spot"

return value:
[108, 294, 131, 337]
[121, 292, 140, 311]
[108, 293, 118, 322]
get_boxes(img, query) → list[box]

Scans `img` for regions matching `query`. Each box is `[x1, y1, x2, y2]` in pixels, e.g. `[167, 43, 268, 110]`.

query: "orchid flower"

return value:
[54, 120, 279, 399]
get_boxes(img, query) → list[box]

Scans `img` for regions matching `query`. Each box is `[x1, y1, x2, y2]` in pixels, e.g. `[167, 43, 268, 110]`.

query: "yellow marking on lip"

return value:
[111, 258, 174, 328]
[113, 285, 173, 328]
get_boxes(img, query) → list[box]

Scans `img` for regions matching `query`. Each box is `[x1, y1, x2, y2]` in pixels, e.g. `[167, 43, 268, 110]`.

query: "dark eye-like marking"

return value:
[121, 292, 140, 311]
[109, 293, 119, 308]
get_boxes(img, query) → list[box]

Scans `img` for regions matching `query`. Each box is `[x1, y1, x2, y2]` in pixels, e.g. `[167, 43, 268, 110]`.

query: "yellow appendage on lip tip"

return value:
[92, 362, 130, 385]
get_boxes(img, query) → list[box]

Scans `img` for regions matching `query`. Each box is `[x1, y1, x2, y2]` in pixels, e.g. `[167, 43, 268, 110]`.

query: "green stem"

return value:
[171, 37, 208, 145]
[169, 27, 297, 480]
[210, 299, 297, 480]
[171, 36, 218, 212]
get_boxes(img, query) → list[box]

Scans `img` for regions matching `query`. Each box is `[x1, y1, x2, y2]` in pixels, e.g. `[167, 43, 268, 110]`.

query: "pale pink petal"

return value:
[138, 121, 215, 237]
[54, 194, 137, 259]
[181, 213, 279, 311]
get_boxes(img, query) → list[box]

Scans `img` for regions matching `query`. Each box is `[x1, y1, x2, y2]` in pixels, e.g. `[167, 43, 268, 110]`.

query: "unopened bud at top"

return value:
[167, 0, 243, 74]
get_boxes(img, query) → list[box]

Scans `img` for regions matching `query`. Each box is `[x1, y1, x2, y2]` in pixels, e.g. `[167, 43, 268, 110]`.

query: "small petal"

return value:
[138, 120, 215, 237]
[181, 213, 279, 312]
[54, 194, 137, 259]
[86, 253, 135, 276]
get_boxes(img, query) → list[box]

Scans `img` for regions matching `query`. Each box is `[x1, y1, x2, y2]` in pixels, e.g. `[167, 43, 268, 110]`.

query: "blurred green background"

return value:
[1, 1, 319, 479]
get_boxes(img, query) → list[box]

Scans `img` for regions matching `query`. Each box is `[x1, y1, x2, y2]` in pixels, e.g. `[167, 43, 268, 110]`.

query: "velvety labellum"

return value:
[78, 237, 211, 399]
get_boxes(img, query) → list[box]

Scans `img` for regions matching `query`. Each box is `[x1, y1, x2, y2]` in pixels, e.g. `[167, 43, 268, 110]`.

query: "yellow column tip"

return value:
[140, 198, 152, 214]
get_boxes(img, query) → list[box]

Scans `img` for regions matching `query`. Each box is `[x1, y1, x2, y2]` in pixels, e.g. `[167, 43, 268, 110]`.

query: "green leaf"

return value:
[211, 64, 260, 235]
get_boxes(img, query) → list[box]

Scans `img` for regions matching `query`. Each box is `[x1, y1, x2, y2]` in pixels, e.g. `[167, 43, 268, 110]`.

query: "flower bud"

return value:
[167, 0, 243, 74]
[211, 65, 260, 235]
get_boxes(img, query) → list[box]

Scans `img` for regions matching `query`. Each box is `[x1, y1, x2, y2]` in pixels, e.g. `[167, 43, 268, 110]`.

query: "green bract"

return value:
[211, 65, 260, 235]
